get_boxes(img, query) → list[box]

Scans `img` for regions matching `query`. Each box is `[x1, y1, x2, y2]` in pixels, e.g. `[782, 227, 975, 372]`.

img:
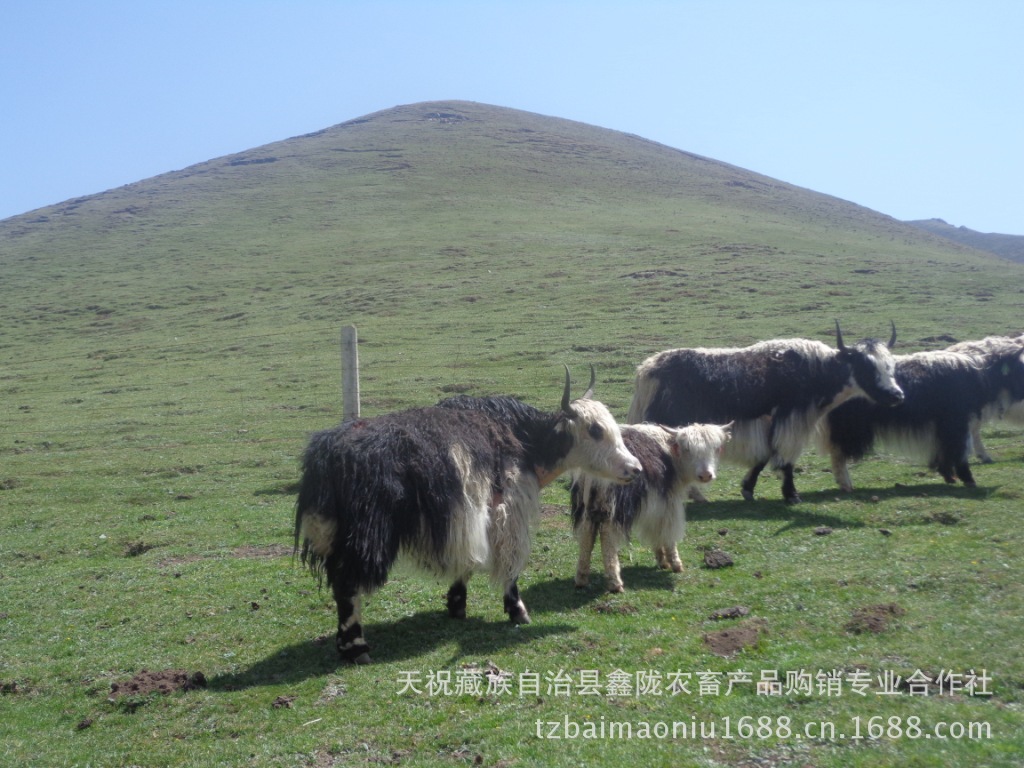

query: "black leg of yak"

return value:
[936, 461, 958, 484]
[956, 460, 976, 487]
[937, 425, 975, 487]
[330, 576, 371, 664]
[780, 463, 801, 505]
[741, 460, 769, 501]
[503, 580, 531, 625]
[446, 579, 468, 620]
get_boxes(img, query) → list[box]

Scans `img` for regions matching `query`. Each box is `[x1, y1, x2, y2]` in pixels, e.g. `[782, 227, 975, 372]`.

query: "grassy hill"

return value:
[906, 218, 1024, 264]
[1, 100, 1022, 767]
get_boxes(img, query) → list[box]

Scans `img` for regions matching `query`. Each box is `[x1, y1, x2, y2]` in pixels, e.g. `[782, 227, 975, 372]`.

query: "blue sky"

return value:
[3, 1, 1022, 233]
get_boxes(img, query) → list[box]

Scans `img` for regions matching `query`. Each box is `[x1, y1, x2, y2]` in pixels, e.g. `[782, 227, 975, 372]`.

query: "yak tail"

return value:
[291, 424, 420, 593]
[293, 434, 338, 583]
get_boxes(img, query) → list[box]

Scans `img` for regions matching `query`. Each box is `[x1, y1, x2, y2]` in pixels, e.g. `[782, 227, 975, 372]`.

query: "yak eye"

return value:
[588, 423, 605, 441]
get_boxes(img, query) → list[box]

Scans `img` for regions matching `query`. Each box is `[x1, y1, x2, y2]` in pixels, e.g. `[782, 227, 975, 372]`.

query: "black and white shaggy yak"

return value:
[569, 421, 732, 593]
[294, 368, 642, 663]
[945, 334, 1024, 463]
[627, 323, 905, 503]
[819, 343, 1024, 491]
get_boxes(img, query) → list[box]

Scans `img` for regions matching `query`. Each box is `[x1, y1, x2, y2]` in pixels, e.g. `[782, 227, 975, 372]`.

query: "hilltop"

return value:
[2, 100, 1021, 412]
[2, 101, 1024, 768]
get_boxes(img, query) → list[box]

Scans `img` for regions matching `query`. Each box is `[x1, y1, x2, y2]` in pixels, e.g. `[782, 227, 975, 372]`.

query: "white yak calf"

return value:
[570, 422, 731, 593]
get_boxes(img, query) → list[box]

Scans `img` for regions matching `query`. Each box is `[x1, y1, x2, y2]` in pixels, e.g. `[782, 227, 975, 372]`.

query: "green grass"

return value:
[1, 100, 1023, 766]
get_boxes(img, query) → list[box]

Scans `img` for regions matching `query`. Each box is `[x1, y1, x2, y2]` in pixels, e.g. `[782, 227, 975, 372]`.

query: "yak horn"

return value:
[581, 364, 596, 400]
[834, 319, 847, 352]
[561, 365, 573, 413]
[888, 320, 897, 349]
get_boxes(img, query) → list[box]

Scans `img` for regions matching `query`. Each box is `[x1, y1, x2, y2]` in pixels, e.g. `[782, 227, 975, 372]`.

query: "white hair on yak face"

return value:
[570, 420, 731, 593]
[294, 365, 641, 664]
[819, 344, 1024, 491]
[627, 322, 904, 504]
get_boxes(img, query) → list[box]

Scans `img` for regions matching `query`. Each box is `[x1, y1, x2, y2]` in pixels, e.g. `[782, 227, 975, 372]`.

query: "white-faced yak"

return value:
[627, 322, 904, 504]
[295, 367, 642, 663]
[820, 343, 1024, 491]
[570, 421, 732, 593]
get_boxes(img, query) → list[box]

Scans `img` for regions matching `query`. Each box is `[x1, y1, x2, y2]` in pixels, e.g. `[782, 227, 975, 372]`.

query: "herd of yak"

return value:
[294, 324, 1024, 663]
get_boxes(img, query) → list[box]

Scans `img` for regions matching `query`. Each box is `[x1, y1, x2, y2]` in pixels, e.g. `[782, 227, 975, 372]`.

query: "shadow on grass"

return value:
[686, 497, 864, 533]
[207, 611, 575, 692]
[792, 481, 996, 509]
[208, 638, 342, 691]
[688, 479, 991, 520]
[520, 569, 676, 613]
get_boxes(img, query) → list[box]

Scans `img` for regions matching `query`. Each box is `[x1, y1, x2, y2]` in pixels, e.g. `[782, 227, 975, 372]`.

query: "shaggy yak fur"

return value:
[570, 422, 732, 593]
[944, 334, 1024, 463]
[628, 322, 905, 503]
[820, 343, 1024, 490]
[295, 369, 641, 663]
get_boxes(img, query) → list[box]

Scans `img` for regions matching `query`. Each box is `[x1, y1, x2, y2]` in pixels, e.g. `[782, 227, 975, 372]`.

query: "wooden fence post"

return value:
[341, 325, 360, 420]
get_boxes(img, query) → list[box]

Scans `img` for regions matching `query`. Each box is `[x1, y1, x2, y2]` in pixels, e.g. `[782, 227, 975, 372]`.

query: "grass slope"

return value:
[1, 100, 1022, 767]
[906, 218, 1024, 264]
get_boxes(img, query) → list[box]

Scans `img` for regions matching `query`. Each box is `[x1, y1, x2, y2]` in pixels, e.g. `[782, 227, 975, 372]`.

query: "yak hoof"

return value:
[785, 495, 802, 505]
[339, 642, 373, 664]
[511, 611, 531, 626]
[607, 584, 625, 594]
[448, 606, 467, 620]
[741, 489, 755, 502]
[979, 456, 994, 465]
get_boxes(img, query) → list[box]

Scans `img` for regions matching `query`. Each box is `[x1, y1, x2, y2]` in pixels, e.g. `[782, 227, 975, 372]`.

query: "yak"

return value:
[628, 322, 904, 503]
[295, 367, 641, 663]
[570, 421, 732, 592]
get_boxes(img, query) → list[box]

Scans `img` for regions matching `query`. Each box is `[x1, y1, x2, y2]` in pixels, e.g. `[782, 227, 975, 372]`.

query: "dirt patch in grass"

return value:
[925, 510, 963, 525]
[703, 549, 734, 569]
[108, 669, 207, 700]
[594, 601, 638, 616]
[710, 605, 750, 620]
[124, 540, 157, 557]
[704, 619, 766, 656]
[157, 543, 292, 570]
[232, 543, 292, 559]
[316, 681, 348, 704]
[845, 603, 906, 634]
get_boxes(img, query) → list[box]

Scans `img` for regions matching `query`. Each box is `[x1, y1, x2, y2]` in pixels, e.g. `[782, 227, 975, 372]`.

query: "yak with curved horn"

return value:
[295, 366, 641, 663]
[628, 322, 904, 503]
